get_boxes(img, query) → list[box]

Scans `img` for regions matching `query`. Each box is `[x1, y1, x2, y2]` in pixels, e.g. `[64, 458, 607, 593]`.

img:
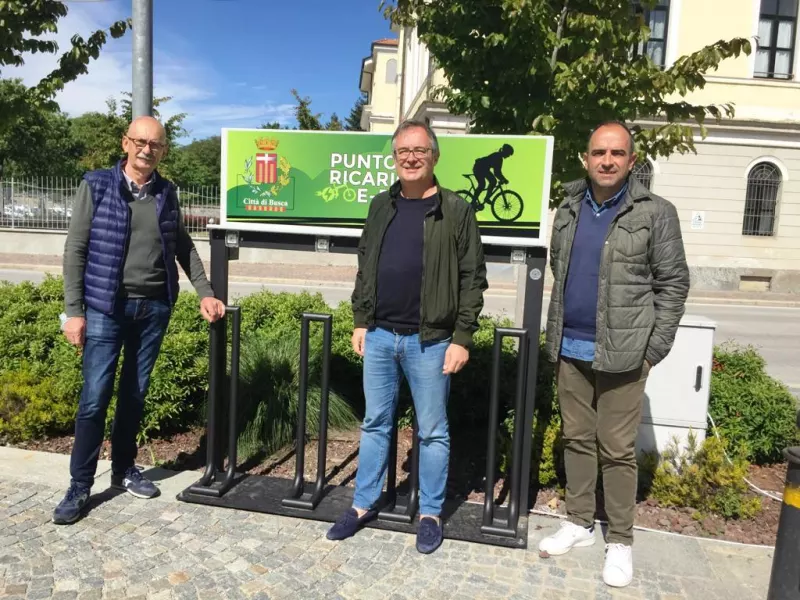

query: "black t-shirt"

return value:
[374, 194, 437, 330]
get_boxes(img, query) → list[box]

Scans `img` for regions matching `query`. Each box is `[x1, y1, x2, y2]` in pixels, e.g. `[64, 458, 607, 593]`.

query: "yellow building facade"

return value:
[359, 39, 399, 134]
[361, 1, 800, 292]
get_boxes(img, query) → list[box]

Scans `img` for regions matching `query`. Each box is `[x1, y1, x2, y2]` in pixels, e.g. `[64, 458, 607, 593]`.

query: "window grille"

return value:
[631, 160, 654, 190]
[743, 162, 781, 236]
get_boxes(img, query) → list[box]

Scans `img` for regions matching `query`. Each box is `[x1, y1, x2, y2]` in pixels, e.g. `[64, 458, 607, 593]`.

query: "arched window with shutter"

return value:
[743, 162, 782, 236]
[385, 59, 397, 84]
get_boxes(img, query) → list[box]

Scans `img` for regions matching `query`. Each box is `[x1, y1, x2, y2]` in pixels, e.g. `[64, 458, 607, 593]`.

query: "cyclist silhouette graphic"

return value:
[471, 143, 514, 210]
[456, 143, 524, 222]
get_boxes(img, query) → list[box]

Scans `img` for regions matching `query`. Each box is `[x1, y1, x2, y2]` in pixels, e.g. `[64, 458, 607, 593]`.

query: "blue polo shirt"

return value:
[560, 184, 628, 362]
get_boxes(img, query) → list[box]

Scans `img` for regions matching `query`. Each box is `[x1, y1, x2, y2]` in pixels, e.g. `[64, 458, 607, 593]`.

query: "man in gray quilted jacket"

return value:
[539, 121, 689, 588]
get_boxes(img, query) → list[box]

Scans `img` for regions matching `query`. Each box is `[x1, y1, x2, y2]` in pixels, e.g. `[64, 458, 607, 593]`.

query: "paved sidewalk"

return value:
[0, 447, 773, 600]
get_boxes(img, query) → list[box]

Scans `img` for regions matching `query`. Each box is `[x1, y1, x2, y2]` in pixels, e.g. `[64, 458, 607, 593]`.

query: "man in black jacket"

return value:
[326, 120, 488, 554]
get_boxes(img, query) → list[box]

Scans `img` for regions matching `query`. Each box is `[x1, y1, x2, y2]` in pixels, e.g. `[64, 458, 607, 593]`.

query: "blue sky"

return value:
[7, 0, 394, 142]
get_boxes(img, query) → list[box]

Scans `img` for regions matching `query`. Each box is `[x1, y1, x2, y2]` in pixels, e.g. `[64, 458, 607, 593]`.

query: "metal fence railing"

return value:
[176, 185, 221, 237]
[0, 178, 220, 238]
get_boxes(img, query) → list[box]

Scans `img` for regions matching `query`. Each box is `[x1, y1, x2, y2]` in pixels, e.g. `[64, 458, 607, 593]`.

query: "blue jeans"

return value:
[69, 298, 172, 488]
[353, 327, 451, 516]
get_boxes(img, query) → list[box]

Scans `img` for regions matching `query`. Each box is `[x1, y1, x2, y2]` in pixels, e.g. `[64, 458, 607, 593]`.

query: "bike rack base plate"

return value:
[177, 474, 527, 549]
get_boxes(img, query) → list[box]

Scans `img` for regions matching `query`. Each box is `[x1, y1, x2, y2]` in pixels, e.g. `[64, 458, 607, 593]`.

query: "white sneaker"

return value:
[603, 543, 633, 587]
[538, 520, 595, 556]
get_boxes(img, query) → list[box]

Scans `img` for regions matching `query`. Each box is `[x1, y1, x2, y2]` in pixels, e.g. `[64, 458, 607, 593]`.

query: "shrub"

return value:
[0, 368, 78, 442]
[136, 329, 209, 441]
[507, 339, 796, 491]
[0, 277, 212, 443]
[328, 301, 367, 415]
[709, 342, 797, 464]
[1, 274, 792, 514]
[0, 276, 66, 373]
[235, 328, 359, 460]
[451, 315, 519, 426]
[649, 432, 761, 520]
[499, 333, 564, 488]
[389, 314, 519, 430]
[237, 290, 331, 333]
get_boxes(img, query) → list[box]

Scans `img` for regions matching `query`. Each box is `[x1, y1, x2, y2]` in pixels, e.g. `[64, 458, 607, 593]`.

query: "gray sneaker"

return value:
[110, 466, 160, 499]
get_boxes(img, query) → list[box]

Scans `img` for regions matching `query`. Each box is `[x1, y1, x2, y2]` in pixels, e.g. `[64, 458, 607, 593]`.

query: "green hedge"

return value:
[0, 276, 795, 521]
[0, 277, 519, 447]
[708, 342, 798, 464]
[0, 368, 77, 441]
[0, 277, 210, 443]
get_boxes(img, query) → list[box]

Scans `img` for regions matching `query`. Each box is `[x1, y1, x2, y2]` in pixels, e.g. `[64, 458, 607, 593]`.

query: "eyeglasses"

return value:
[394, 146, 433, 159]
[126, 136, 166, 152]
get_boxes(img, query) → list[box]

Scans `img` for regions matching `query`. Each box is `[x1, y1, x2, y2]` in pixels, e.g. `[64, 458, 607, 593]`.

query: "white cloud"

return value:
[3, 3, 292, 143]
[180, 103, 296, 140]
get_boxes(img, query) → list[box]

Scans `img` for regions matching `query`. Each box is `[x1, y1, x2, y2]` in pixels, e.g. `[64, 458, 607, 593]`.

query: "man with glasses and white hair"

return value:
[53, 116, 225, 525]
[326, 119, 488, 554]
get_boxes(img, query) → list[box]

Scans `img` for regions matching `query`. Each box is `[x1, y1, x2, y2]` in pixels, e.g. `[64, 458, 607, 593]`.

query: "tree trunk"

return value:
[550, 0, 569, 71]
[533, 1, 570, 132]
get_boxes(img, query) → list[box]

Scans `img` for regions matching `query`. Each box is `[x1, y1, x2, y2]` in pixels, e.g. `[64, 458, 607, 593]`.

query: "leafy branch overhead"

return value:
[382, 0, 752, 203]
[0, 0, 130, 129]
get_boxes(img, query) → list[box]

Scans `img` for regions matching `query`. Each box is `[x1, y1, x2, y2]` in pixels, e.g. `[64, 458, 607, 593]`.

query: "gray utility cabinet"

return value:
[636, 315, 716, 458]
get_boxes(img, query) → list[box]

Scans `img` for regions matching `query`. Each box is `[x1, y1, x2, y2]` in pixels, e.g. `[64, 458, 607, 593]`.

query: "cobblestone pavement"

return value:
[0, 478, 771, 600]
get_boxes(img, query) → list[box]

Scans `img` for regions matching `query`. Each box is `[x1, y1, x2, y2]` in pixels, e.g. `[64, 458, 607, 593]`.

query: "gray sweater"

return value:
[63, 178, 214, 318]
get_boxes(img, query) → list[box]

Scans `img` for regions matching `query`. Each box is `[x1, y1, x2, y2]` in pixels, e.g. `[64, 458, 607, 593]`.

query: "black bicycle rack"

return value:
[186, 305, 241, 498]
[482, 327, 529, 537]
[378, 417, 420, 523]
[282, 313, 333, 510]
[178, 229, 547, 549]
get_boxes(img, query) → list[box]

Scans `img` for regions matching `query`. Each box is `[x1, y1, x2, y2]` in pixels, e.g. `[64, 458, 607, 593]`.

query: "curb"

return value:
[685, 297, 800, 308]
[0, 263, 62, 271]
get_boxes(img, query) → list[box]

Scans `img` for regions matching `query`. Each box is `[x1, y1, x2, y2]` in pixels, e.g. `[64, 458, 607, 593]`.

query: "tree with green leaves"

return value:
[383, 0, 751, 203]
[291, 89, 324, 130]
[290, 89, 346, 131]
[0, 78, 82, 178]
[69, 99, 128, 173]
[345, 93, 367, 131]
[0, 1, 129, 131]
[326, 113, 343, 131]
[168, 136, 221, 189]
[70, 94, 186, 176]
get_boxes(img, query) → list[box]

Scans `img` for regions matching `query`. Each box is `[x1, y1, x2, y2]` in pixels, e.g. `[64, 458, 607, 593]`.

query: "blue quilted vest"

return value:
[83, 160, 180, 315]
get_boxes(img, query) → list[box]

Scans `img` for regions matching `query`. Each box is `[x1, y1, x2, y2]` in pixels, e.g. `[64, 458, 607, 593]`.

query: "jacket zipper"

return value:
[369, 205, 395, 325]
[555, 204, 579, 350]
[420, 216, 428, 338]
[595, 199, 635, 362]
[157, 183, 173, 305]
[114, 173, 132, 306]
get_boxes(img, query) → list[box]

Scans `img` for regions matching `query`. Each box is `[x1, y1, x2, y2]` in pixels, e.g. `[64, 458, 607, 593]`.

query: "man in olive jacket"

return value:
[326, 120, 488, 555]
[539, 121, 689, 588]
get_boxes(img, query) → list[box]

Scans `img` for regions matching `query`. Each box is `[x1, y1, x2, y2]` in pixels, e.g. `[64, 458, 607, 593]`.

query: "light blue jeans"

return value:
[353, 327, 451, 516]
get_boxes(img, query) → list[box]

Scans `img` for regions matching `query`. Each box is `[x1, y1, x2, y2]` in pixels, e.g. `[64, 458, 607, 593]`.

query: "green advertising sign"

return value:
[220, 128, 553, 247]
